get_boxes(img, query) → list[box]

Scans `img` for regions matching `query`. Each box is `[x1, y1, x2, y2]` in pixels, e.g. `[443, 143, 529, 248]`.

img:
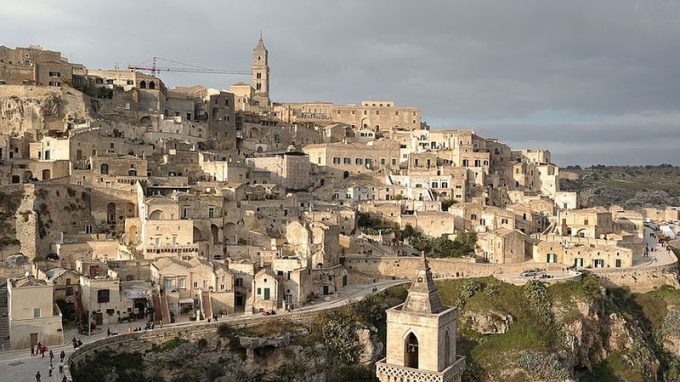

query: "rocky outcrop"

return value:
[0, 85, 92, 136]
[464, 311, 513, 335]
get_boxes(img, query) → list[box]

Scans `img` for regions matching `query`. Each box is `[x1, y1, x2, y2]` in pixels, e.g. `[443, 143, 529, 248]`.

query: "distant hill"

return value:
[560, 164, 680, 209]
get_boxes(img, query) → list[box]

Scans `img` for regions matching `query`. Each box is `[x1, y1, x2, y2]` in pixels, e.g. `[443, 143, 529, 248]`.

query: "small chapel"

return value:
[376, 256, 466, 382]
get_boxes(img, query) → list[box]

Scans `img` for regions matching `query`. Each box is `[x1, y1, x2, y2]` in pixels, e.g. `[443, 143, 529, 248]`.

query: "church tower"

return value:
[251, 32, 270, 106]
[376, 256, 466, 382]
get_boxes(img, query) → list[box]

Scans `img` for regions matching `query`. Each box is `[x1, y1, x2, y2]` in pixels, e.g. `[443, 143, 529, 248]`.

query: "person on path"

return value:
[60, 350, 65, 362]
[49, 350, 54, 361]
[48, 363, 53, 377]
[59, 360, 64, 374]
[30, 345, 34, 357]
[35, 371, 41, 382]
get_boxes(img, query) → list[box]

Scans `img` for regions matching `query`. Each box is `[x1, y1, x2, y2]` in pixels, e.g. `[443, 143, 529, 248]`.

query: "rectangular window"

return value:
[391, 159, 397, 166]
[208, 207, 215, 218]
[257, 287, 261, 295]
[333, 157, 341, 164]
[355, 158, 363, 165]
[33, 308, 41, 318]
[97, 289, 110, 303]
[343, 157, 351, 164]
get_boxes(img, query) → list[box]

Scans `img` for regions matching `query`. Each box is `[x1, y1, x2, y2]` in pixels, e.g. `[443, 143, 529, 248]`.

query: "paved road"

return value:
[0, 279, 407, 382]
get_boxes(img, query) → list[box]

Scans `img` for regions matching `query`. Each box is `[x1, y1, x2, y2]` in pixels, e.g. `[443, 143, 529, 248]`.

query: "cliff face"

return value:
[437, 274, 680, 382]
[0, 85, 92, 136]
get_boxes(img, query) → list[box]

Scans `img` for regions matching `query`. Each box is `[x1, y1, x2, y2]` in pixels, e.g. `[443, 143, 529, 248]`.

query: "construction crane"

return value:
[127, 56, 249, 77]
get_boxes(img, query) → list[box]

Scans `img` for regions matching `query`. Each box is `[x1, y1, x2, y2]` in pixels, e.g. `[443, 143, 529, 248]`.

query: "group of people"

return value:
[71, 337, 83, 349]
[34, 347, 67, 382]
[126, 322, 156, 333]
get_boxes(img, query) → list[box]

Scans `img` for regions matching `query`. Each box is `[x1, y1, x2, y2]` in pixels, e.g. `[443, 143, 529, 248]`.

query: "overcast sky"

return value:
[2, 0, 678, 165]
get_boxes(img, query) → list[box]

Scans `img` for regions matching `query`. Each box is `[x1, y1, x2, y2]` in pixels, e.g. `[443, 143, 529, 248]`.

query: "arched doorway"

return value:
[193, 227, 203, 242]
[149, 209, 166, 220]
[404, 332, 419, 368]
[211, 224, 219, 245]
[128, 225, 139, 244]
[107, 203, 116, 224]
[343, 171, 349, 179]
[140, 80, 146, 89]
[100, 164, 109, 175]
[42, 169, 51, 180]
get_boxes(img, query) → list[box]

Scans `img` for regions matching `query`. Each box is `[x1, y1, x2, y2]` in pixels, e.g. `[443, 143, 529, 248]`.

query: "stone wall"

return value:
[65, 309, 326, 381]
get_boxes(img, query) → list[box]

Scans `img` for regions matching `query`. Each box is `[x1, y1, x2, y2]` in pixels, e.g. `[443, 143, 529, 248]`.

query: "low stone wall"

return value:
[593, 261, 679, 293]
[343, 255, 564, 283]
[344, 254, 680, 292]
[65, 308, 324, 381]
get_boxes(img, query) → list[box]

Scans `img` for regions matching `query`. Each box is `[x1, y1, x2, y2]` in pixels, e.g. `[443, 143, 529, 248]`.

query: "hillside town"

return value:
[1, 37, 679, 382]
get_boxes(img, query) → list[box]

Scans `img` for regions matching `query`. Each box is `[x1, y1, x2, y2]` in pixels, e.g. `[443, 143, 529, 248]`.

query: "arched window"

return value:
[139, 80, 146, 89]
[404, 332, 419, 368]
[148, 81, 155, 90]
[100, 163, 109, 174]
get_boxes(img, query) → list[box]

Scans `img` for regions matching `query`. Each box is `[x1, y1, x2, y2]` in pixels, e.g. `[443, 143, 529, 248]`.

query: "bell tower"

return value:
[376, 256, 466, 382]
[251, 31, 270, 106]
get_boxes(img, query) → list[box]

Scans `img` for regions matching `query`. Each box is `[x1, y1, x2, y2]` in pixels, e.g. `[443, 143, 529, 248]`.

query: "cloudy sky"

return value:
[2, 0, 678, 165]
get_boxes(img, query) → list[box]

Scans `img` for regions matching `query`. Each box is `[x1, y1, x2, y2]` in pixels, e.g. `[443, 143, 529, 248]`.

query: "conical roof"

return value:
[254, 31, 267, 51]
[401, 254, 445, 314]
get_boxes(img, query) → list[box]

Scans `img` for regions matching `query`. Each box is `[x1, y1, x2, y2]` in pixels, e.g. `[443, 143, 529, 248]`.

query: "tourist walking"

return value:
[60, 350, 65, 362]
[49, 349, 54, 362]
[35, 371, 41, 382]
[48, 363, 53, 377]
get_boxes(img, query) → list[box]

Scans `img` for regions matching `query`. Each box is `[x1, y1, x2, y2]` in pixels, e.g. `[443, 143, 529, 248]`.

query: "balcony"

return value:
[375, 355, 465, 382]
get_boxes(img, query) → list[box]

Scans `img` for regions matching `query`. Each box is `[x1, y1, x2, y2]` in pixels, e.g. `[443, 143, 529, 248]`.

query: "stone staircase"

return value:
[0, 282, 10, 350]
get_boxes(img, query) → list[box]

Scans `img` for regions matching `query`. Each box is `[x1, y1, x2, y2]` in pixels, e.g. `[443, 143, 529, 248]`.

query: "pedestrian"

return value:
[60, 350, 65, 362]
[49, 349, 54, 361]
[31, 345, 34, 357]
[40, 346, 45, 358]
[107, 328, 111, 337]
[49, 363, 53, 377]
[35, 371, 41, 382]
[59, 360, 64, 373]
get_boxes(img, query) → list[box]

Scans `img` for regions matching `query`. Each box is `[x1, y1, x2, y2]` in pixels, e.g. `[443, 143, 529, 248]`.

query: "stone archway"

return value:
[149, 209, 166, 220]
[404, 332, 419, 369]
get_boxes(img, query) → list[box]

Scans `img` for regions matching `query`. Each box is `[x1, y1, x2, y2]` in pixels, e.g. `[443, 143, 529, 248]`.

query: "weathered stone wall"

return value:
[0, 85, 92, 136]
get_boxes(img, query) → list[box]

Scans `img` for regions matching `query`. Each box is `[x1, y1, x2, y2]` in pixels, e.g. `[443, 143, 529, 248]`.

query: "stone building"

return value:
[0, 45, 82, 87]
[302, 140, 401, 177]
[246, 152, 312, 190]
[251, 268, 278, 312]
[533, 240, 633, 268]
[6, 275, 64, 349]
[479, 228, 527, 264]
[376, 257, 465, 382]
[274, 100, 421, 132]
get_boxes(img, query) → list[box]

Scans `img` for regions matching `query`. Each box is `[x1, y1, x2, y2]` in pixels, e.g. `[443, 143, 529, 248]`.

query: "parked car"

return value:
[520, 270, 538, 277]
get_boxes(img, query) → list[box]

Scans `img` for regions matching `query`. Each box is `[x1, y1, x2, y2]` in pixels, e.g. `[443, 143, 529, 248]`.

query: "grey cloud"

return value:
[1, 0, 678, 165]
